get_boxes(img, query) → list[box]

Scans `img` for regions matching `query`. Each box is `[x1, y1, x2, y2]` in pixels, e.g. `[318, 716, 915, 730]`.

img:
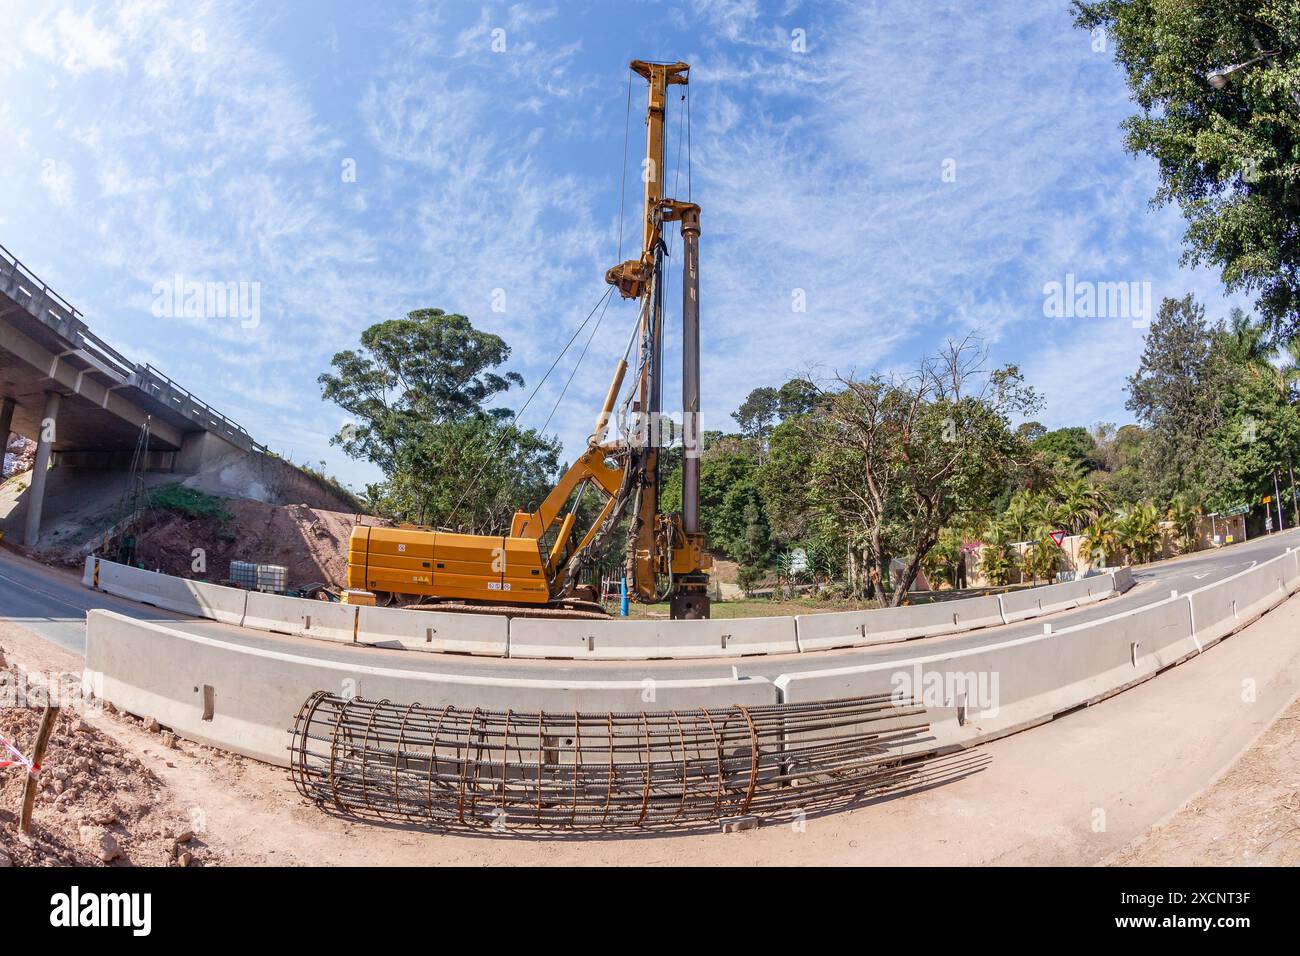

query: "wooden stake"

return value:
[19, 703, 59, 834]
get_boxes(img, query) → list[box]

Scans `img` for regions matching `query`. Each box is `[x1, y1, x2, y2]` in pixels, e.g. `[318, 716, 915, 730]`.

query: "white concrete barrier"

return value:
[1186, 553, 1291, 647]
[795, 596, 1004, 652]
[85, 610, 774, 765]
[96, 561, 247, 625]
[82, 555, 96, 588]
[998, 575, 1113, 624]
[508, 614, 798, 659]
[79, 558, 1134, 661]
[1111, 567, 1136, 593]
[777, 594, 1197, 754]
[237, 590, 509, 656]
[293, 600, 361, 644]
[240, 590, 307, 634]
[357, 604, 508, 657]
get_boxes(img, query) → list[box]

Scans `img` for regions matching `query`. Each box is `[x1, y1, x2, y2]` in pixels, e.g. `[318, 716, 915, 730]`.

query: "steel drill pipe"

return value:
[288, 692, 934, 829]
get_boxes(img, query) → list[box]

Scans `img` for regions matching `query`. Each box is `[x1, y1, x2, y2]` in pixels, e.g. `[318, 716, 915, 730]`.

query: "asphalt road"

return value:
[2, 528, 1298, 680]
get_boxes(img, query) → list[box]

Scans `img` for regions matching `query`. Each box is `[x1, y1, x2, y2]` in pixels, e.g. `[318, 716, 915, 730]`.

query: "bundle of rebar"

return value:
[288, 691, 934, 829]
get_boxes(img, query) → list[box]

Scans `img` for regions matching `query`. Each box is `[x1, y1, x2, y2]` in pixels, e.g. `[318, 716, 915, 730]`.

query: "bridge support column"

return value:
[22, 390, 61, 547]
[0, 397, 14, 461]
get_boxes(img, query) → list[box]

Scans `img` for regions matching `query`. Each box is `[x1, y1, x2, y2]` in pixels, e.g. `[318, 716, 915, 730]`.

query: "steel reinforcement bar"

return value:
[288, 692, 933, 829]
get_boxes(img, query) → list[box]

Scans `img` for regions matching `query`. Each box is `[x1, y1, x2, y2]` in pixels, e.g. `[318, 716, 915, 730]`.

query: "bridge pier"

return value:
[22, 390, 61, 547]
[0, 397, 14, 462]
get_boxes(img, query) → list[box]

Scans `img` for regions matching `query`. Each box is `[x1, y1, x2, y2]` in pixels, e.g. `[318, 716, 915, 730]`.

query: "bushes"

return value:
[147, 485, 232, 522]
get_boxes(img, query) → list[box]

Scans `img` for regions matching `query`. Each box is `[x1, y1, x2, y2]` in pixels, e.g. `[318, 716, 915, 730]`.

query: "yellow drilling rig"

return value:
[345, 59, 712, 620]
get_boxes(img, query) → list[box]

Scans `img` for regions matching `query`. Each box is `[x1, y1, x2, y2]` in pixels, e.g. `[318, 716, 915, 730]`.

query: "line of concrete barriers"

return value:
[81, 556, 1134, 660]
[80, 550, 1300, 767]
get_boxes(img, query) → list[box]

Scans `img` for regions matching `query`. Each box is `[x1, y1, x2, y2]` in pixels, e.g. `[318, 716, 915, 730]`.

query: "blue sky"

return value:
[0, 0, 1249, 491]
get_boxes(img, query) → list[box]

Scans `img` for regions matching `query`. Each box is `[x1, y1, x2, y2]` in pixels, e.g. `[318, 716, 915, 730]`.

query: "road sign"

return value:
[1049, 530, 1066, 547]
[1263, 495, 1273, 504]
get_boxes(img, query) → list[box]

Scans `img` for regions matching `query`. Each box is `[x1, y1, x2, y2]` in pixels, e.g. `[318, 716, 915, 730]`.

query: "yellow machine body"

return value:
[348, 525, 551, 605]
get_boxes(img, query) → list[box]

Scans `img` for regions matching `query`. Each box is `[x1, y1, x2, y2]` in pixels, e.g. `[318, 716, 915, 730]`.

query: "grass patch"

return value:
[148, 484, 232, 522]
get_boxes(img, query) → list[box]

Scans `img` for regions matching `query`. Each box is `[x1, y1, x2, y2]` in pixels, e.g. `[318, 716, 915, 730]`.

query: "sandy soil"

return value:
[128, 500, 375, 590]
[1108, 694, 1300, 866]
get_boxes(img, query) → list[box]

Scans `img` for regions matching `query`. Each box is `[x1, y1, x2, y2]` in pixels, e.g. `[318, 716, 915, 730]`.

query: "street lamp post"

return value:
[1205, 50, 1300, 108]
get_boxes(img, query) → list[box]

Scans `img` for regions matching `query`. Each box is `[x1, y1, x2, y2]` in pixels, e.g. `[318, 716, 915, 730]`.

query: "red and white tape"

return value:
[0, 734, 39, 775]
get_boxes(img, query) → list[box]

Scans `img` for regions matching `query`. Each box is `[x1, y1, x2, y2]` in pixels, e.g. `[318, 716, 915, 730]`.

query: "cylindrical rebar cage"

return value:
[289, 692, 932, 829]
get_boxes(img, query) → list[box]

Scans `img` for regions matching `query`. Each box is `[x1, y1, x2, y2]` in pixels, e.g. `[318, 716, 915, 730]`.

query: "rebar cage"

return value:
[289, 692, 935, 829]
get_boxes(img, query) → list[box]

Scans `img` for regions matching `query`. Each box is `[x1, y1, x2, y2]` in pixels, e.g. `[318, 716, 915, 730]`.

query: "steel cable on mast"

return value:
[445, 286, 614, 528]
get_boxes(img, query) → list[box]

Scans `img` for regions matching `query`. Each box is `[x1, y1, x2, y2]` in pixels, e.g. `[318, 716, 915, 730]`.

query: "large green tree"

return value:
[319, 309, 559, 532]
[1126, 295, 1233, 500]
[777, 338, 1039, 605]
[1075, 0, 1300, 336]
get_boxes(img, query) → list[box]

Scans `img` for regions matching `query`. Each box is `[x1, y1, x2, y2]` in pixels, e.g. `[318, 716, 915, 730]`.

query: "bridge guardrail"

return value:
[0, 241, 265, 453]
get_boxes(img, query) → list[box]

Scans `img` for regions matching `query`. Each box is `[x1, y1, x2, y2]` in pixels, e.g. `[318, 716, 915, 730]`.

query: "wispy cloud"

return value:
[0, 0, 1254, 490]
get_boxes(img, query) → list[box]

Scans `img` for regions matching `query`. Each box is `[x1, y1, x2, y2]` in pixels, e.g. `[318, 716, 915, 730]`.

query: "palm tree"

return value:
[1002, 490, 1035, 542]
[1079, 514, 1118, 568]
[1166, 493, 1203, 554]
[1116, 502, 1161, 564]
[1021, 535, 1061, 585]
[978, 520, 1014, 587]
[1057, 477, 1106, 533]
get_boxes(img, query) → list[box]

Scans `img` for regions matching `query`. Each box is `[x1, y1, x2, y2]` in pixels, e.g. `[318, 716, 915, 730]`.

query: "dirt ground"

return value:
[0, 630, 214, 868]
[1109, 694, 1300, 866]
[1, 611, 1297, 867]
[2, 435, 34, 479]
[127, 499, 373, 590]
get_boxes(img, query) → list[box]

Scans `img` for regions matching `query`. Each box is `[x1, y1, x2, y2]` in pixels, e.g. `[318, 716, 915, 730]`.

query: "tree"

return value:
[1056, 476, 1107, 532]
[319, 309, 525, 473]
[1166, 493, 1204, 553]
[1116, 502, 1162, 563]
[1022, 535, 1062, 585]
[732, 387, 780, 446]
[1126, 295, 1232, 501]
[1075, 1, 1300, 337]
[320, 309, 558, 532]
[1033, 427, 1100, 474]
[1080, 514, 1119, 566]
[374, 414, 560, 532]
[978, 522, 1015, 586]
[733, 497, 772, 590]
[794, 337, 1039, 606]
[776, 377, 819, 419]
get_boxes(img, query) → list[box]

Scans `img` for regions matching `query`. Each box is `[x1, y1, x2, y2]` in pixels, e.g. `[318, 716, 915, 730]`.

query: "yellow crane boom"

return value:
[347, 58, 711, 619]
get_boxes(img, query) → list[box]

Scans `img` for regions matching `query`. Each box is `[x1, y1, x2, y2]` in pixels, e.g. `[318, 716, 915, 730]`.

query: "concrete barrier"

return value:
[508, 615, 798, 659]
[81, 557, 1134, 662]
[96, 561, 247, 625]
[357, 605, 508, 657]
[1186, 553, 1291, 647]
[776, 594, 1197, 754]
[241, 590, 306, 634]
[82, 555, 96, 589]
[238, 590, 508, 656]
[998, 575, 1113, 624]
[85, 610, 774, 765]
[1112, 567, 1136, 593]
[292, 600, 361, 644]
[795, 595, 1004, 652]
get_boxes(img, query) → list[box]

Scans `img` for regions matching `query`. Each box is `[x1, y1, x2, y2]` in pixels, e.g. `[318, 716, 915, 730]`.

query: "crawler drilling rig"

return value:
[346, 59, 712, 619]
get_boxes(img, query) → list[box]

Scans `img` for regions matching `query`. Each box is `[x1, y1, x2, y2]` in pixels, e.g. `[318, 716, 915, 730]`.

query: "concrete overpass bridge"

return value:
[0, 241, 347, 546]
